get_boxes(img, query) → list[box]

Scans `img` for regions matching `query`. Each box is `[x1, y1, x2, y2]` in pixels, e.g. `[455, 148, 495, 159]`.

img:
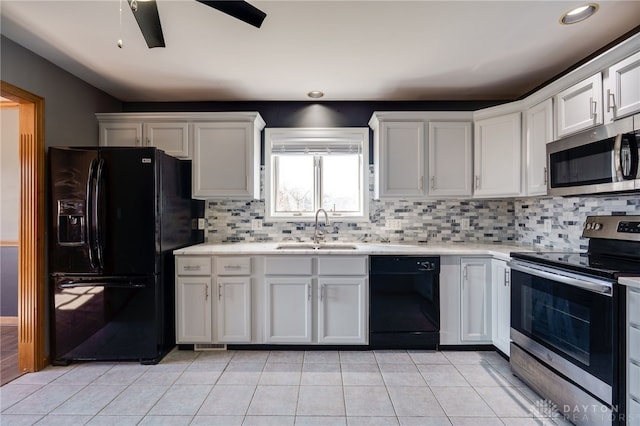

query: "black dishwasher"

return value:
[369, 256, 440, 349]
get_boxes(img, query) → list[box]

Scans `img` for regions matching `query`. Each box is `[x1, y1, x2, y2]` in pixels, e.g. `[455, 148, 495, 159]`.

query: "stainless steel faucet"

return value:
[313, 208, 329, 244]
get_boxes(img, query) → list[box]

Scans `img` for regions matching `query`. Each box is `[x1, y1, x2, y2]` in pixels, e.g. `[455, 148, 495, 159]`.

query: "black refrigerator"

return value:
[49, 146, 204, 365]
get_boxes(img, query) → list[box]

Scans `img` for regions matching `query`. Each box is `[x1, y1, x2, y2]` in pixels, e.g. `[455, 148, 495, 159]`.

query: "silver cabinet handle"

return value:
[430, 176, 436, 190]
[218, 283, 222, 300]
[607, 90, 616, 113]
[205, 285, 209, 301]
[307, 283, 312, 301]
[419, 176, 424, 190]
[320, 284, 325, 301]
[475, 175, 480, 190]
[184, 265, 201, 271]
[504, 269, 510, 286]
[589, 97, 597, 119]
[543, 166, 548, 185]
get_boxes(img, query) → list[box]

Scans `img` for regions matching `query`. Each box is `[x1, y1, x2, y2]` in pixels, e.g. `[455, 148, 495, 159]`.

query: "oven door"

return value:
[510, 260, 615, 403]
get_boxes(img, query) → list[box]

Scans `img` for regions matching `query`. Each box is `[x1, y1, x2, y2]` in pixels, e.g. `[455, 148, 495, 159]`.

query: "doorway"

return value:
[0, 81, 47, 379]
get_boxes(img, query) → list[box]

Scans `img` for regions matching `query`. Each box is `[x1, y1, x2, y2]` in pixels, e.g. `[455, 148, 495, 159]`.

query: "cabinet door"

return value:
[460, 258, 491, 343]
[216, 277, 251, 343]
[473, 112, 522, 197]
[99, 122, 142, 147]
[317, 277, 367, 344]
[264, 277, 312, 343]
[555, 73, 603, 137]
[144, 122, 190, 158]
[439, 256, 461, 345]
[491, 259, 510, 355]
[605, 51, 640, 121]
[428, 122, 472, 197]
[526, 99, 553, 196]
[192, 122, 257, 199]
[376, 121, 425, 198]
[176, 277, 212, 343]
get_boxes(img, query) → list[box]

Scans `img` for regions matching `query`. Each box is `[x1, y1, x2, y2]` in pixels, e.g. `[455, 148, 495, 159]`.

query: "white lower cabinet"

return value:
[216, 277, 251, 343]
[491, 259, 510, 355]
[460, 257, 492, 343]
[265, 277, 313, 343]
[264, 256, 367, 345]
[214, 257, 252, 343]
[176, 277, 212, 343]
[175, 255, 253, 344]
[176, 256, 212, 343]
[440, 256, 493, 345]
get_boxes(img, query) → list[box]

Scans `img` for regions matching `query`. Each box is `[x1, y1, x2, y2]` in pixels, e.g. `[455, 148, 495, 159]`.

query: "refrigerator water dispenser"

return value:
[57, 200, 85, 245]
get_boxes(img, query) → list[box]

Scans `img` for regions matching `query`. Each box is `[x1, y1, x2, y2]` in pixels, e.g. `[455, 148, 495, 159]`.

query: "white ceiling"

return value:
[2, 1, 639, 102]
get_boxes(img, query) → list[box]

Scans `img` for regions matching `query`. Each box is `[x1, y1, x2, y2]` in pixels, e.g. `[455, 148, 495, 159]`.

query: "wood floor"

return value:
[1, 325, 23, 386]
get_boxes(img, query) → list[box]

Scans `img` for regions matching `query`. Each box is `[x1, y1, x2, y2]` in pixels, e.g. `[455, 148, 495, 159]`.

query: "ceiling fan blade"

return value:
[128, 0, 165, 48]
[196, 1, 267, 28]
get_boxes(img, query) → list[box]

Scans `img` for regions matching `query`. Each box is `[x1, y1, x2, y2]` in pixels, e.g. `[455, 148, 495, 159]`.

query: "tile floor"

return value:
[0, 349, 573, 426]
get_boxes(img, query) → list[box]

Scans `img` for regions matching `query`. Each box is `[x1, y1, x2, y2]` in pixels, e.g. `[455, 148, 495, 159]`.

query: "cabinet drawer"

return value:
[630, 361, 640, 399]
[630, 325, 640, 361]
[318, 256, 367, 276]
[265, 257, 312, 275]
[215, 257, 251, 275]
[177, 256, 211, 276]
[629, 288, 640, 325]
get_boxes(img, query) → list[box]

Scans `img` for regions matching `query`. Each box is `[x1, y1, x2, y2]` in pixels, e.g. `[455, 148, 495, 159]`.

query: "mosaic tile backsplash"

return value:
[205, 167, 639, 251]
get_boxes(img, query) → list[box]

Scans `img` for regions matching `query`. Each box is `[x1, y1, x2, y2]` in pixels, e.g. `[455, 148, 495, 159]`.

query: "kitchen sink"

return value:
[276, 242, 357, 250]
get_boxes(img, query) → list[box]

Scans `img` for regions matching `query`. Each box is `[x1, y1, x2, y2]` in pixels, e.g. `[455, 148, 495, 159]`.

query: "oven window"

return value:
[523, 286, 590, 365]
[511, 269, 614, 385]
[549, 137, 615, 187]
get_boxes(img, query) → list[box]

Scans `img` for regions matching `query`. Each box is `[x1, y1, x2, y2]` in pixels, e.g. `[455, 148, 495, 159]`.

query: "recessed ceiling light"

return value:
[560, 3, 598, 25]
[307, 91, 324, 99]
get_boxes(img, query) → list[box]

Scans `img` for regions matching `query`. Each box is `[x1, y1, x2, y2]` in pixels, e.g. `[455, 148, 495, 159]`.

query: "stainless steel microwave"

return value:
[547, 114, 640, 196]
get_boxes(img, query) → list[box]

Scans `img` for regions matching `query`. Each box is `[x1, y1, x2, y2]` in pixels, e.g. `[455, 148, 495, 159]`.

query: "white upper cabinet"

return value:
[192, 113, 264, 200]
[525, 99, 553, 196]
[99, 121, 143, 148]
[428, 121, 473, 197]
[555, 73, 603, 138]
[143, 122, 190, 158]
[371, 120, 425, 199]
[473, 112, 522, 198]
[604, 51, 640, 121]
[98, 117, 189, 158]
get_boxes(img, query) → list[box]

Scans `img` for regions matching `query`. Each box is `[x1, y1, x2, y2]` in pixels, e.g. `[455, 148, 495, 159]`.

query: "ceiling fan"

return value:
[126, 0, 267, 48]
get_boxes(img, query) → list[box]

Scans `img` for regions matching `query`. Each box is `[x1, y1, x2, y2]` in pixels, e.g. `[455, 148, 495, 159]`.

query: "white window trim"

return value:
[265, 127, 369, 222]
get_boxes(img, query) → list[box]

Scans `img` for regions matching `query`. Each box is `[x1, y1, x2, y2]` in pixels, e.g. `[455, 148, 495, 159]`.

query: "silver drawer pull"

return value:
[183, 265, 201, 271]
[224, 265, 242, 270]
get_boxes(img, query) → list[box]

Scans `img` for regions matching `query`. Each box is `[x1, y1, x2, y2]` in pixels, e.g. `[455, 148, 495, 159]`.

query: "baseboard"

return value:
[0, 316, 18, 326]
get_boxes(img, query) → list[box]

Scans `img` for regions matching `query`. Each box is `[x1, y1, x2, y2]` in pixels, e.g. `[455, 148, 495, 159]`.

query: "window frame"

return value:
[265, 127, 369, 222]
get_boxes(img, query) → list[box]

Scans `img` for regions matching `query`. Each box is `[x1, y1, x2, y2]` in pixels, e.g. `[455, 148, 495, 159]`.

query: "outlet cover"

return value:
[197, 218, 206, 230]
[251, 219, 263, 230]
[544, 220, 552, 233]
[460, 218, 470, 230]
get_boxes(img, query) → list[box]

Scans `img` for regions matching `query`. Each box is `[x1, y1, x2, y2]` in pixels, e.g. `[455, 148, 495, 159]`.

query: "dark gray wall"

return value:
[1, 247, 18, 317]
[1, 36, 123, 147]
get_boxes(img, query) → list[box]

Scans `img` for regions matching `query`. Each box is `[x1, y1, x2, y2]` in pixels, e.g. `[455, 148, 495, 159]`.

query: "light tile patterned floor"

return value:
[0, 349, 574, 426]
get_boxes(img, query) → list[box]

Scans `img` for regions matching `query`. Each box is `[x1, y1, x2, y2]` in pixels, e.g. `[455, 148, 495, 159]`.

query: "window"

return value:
[265, 128, 369, 221]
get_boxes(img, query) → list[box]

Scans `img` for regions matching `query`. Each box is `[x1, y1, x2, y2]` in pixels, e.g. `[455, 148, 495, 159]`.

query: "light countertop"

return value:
[619, 276, 640, 290]
[174, 241, 541, 260]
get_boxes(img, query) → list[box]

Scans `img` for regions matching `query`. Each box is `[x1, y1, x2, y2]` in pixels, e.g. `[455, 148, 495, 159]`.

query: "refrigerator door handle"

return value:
[94, 158, 105, 270]
[86, 158, 98, 270]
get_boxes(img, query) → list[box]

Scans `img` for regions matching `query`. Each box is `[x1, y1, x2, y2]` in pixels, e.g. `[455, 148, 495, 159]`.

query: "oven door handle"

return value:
[508, 260, 613, 296]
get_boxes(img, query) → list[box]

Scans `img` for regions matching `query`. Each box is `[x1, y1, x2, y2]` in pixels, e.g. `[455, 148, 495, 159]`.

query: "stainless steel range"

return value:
[510, 215, 640, 426]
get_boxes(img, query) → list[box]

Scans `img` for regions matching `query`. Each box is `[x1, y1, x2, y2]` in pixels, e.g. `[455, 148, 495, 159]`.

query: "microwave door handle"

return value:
[508, 261, 613, 295]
